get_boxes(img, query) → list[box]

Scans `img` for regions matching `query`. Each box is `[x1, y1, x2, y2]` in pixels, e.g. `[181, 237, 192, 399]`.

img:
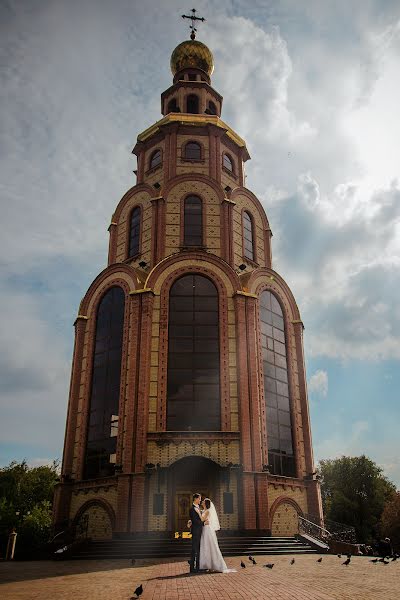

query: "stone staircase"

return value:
[72, 535, 318, 560]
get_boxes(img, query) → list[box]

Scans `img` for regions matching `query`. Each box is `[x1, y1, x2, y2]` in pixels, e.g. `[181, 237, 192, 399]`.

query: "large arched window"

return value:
[84, 287, 125, 479]
[184, 141, 201, 160]
[243, 211, 255, 261]
[184, 195, 203, 246]
[167, 274, 220, 431]
[186, 94, 199, 114]
[149, 149, 161, 169]
[128, 206, 141, 257]
[259, 290, 296, 477]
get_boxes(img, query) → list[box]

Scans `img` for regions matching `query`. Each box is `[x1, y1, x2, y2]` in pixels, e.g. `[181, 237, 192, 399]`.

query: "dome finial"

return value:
[181, 8, 206, 40]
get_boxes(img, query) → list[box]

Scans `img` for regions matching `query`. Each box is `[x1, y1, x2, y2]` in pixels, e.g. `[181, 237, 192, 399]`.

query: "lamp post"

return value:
[6, 510, 20, 560]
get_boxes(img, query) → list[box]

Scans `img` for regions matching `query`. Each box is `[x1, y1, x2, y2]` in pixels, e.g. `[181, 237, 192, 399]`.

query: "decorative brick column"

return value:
[107, 221, 118, 265]
[234, 292, 257, 530]
[62, 315, 88, 479]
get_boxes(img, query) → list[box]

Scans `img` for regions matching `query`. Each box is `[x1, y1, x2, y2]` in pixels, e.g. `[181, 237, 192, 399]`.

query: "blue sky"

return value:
[1, 0, 399, 487]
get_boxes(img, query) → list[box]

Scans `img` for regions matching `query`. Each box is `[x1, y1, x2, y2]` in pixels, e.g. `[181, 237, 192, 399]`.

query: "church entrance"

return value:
[169, 456, 220, 533]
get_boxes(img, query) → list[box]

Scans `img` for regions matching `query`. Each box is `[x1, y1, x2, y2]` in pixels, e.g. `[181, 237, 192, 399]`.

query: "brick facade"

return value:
[54, 38, 323, 540]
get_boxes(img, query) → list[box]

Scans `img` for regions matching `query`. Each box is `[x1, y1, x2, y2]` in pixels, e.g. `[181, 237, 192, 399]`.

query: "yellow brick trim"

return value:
[129, 288, 155, 296]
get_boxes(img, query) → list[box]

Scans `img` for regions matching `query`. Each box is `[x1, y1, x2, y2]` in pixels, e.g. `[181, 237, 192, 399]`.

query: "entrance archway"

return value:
[168, 456, 220, 532]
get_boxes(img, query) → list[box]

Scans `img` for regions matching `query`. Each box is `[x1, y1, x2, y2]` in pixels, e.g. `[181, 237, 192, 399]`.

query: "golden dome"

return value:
[170, 40, 214, 77]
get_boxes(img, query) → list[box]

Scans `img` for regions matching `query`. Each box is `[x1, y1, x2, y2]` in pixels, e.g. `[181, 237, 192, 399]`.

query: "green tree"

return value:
[318, 455, 397, 544]
[0, 460, 59, 557]
[380, 491, 400, 551]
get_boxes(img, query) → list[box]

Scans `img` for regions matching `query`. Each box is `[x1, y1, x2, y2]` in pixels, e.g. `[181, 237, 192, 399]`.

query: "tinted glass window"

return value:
[167, 274, 220, 431]
[223, 153, 233, 172]
[184, 196, 202, 246]
[129, 206, 140, 257]
[185, 142, 201, 160]
[84, 287, 124, 479]
[150, 149, 161, 169]
[260, 290, 295, 477]
[243, 211, 254, 261]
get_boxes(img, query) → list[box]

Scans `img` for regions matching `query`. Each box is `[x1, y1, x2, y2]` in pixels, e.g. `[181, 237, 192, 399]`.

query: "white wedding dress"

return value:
[199, 502, 236, 573]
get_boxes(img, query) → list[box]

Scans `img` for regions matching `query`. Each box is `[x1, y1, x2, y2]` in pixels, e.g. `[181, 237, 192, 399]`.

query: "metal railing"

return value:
[299, 513, 357, 545]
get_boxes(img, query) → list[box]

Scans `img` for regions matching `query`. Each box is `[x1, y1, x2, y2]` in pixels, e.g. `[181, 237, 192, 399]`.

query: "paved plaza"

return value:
[1, 554, 399, 600]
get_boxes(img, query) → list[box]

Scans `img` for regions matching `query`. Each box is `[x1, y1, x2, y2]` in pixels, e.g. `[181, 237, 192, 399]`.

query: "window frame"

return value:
[258, 289, 297, 479]
[84, 286, 126, 480]
[181, 194, 204, 248]
[166, 274, 221, 432]
[222, 152, 235, 175]
[127, 204, 142, 259]
[148, 148, 162, 171]
[242, 209, 256, 263]
[182, 140, 203, 162]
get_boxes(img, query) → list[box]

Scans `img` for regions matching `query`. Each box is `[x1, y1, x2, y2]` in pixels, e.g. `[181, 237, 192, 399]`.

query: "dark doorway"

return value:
[169, 456, 220, 532]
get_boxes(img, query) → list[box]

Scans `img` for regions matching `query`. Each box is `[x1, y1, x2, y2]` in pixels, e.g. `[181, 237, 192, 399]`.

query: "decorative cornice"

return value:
[222, 197, 236, 205]
[234, 291, 258, 299]
[136, 113, 249, 158]
[74, 314, 88, 326]
[129, 288, 155, 296]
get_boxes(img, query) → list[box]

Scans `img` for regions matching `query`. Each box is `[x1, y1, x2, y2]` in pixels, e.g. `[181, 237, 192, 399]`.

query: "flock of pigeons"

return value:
[130, 551, 400, 598]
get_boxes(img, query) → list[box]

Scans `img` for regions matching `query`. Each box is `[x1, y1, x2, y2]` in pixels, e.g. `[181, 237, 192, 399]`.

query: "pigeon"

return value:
[317, 557, 322, 563]
[342, 558, 351, 566]
[378, 557, 387, 563]
[240, 561, 246, 569]
[251, 558, 257, 565]
[264, 563, 274, 569]
[131, 584, 143, 598]
[248, 555, 254, 561]
[337, 554, 342, 558]
[290, 558, 295, 565]
[370, 558, 379, 563]
[131, 558, 136, 567]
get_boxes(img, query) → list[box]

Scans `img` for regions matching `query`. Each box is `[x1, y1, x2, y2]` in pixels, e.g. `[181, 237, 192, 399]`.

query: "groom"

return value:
[188, 493, 203, 573]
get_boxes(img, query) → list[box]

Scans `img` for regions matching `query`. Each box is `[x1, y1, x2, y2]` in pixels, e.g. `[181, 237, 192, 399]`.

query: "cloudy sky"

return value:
[1, 0, 399, 487]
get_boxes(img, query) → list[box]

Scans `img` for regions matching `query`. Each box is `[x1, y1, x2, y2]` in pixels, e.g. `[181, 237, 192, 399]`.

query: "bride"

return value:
[199, 498, 236, 573]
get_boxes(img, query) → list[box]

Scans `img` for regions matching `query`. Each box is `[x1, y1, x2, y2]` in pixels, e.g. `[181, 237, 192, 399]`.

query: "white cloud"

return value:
[308, 370, 328, 397]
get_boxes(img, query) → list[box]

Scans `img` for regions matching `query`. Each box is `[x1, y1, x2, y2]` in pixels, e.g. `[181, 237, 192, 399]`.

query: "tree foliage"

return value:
[318, 454, 397, 544]
[380, 491, 400, 550]
[0, 460, 59, 557]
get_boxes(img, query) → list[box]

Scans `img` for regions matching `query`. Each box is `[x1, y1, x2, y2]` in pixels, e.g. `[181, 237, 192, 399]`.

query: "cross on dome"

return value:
[181, 8, 206, 40]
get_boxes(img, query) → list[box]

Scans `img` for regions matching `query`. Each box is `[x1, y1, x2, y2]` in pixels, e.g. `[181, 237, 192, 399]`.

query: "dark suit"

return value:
[189, 504, 203, 572]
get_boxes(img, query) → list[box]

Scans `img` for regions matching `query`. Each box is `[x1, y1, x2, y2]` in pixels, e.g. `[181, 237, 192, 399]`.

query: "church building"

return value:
[54, 27, 323, 540]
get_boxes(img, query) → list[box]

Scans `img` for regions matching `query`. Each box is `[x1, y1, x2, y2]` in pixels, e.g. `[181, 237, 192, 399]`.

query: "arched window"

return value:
[149, 149, 161, 169]
[186, 94, 199, 114]
[243, 211, 255, 261]
[167, 98, 179, 113]
[223, 153, 234, 172]
[208, 101, 217, 115]
[128, 206, 141, 257]
[84, 287, 125, 479]
[184, 195, 202, 246]
[167, 274, 220, 431]
[259, 291, 295, 478]
[184, 141, 201, 160]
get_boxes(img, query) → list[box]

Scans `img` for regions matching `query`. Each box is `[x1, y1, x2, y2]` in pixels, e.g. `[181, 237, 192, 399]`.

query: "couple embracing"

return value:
[188, 493, 236, 574]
